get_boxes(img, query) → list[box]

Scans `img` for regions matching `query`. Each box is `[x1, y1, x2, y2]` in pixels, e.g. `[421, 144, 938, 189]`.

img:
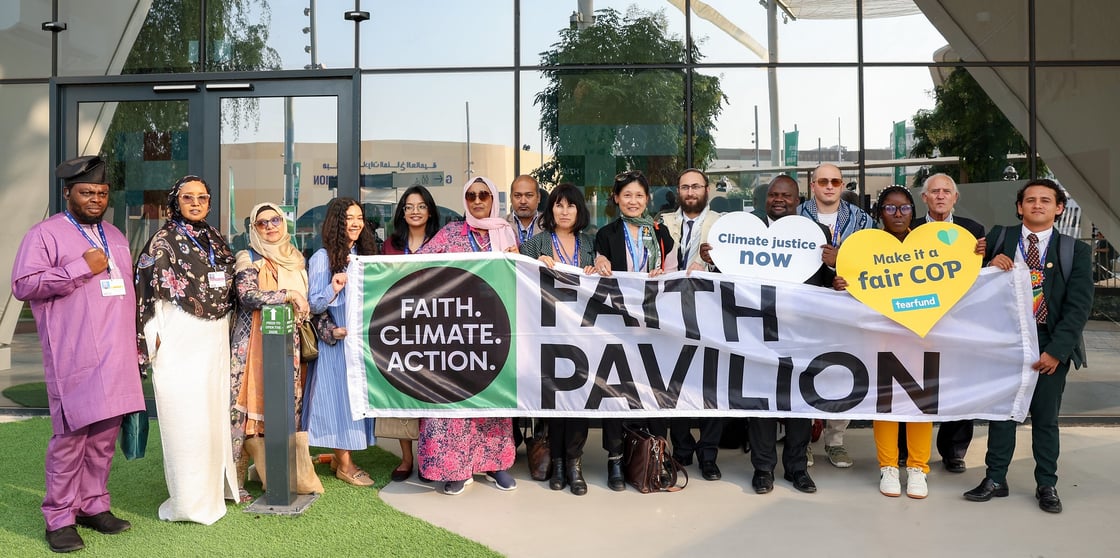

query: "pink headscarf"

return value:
[462, 176, 517, 252]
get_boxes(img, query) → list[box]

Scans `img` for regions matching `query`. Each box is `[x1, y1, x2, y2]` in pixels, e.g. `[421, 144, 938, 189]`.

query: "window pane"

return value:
[689, 0, 857, 64]
[918, 0, 1027, 62]
[863, 5, 953, 63]
[249, 0, 355, 71]
[862, 66, 940, 194]
[361, 73, 513, 230]
[61, 0, 201, 75]
[521, 0, 686, 67]
[0, 1, 52, 78]
[1037, 1, 1114, 61]
[362, 1, 512, 69]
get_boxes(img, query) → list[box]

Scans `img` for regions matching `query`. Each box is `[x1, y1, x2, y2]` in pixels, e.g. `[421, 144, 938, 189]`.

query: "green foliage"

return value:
[909, 67, 1043, 184]
[532, 7, 726, 189]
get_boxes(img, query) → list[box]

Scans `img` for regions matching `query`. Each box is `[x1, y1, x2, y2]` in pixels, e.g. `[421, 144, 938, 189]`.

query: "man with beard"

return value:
[12, 155, 146, 552]
[797, 163, 872, 469]
[739, 175, 833, 494]
[662, 168, 724, 480]
[507, 175, 541, 246]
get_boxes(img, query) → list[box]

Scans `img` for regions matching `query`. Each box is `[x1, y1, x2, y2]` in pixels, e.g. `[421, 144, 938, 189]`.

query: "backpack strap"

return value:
[1058, 233, 1074, 281]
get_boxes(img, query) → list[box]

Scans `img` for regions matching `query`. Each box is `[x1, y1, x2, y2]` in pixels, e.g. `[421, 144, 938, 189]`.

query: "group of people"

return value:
[12, 155, 1092, 553]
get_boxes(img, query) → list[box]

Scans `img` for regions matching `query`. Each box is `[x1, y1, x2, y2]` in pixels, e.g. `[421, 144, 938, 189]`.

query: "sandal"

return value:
[237, 488, 253, 504]
[336, 467, 375, 487]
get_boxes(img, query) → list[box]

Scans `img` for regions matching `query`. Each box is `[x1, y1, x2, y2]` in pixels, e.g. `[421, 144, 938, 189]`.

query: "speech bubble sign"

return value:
[707, 212, 827, 283]
[836, 222, 982, 337]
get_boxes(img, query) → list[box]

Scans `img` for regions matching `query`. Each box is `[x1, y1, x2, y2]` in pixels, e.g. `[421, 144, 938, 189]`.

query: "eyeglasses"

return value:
[678, 183, 706, 192]
[179, 193, 211, 204]
[403, 204, 428, 213]
[254, 216, 283, 229]
[814, 178, 844, 187]
[881, 204, 914, 216]
[464, 190, 492, 203]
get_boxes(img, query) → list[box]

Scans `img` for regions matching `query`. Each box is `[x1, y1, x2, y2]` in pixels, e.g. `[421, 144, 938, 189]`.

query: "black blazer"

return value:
[913, 214, 985, 240]
[750, 209, 835, 287]
[594, 218, 675, 272]
[988, 226, 1094, 368]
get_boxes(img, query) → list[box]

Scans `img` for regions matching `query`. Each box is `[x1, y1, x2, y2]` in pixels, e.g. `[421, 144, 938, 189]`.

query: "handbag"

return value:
[523, 420, 551, 481]
[118, 409, 149, 460]
[622, 425, 688, 493]
[374, 417, 420, 440]
[297, 320, 319, 362]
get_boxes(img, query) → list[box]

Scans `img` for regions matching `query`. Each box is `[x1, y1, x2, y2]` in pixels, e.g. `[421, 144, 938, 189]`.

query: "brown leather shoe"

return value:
[46, 525, 85, 553]
[76, 511, 131, 534]
[336, 466, 375, 487]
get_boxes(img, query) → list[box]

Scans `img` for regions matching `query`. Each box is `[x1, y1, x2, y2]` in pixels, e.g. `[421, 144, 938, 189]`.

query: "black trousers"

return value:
[669, 417, 724, 463]
[936, 420, 974, 461]
[602, 418, 667, 456]
[749, 417, 810, 474]
[547, 418, 588, 460]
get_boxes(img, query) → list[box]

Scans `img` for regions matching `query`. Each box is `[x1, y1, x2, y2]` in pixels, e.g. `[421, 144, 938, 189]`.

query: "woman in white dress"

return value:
[136, 175, 238, 524]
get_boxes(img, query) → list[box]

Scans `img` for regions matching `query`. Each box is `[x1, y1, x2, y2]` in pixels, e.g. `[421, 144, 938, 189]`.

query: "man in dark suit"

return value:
[963, 179, 1093, 514]
[912, 173, 986, 473]
[701, 174, 835, 494]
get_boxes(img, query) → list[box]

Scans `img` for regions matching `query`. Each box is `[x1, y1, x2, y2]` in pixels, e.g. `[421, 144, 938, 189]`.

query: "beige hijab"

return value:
[234, 202, 308, 295]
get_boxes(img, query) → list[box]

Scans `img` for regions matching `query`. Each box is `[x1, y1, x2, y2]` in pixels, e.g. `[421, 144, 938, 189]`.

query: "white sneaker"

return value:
[879, 466, 901, 497]
[906, 467, 928, 499]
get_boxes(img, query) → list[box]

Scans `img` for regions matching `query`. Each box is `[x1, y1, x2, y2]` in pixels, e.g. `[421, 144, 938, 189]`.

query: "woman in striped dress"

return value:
[304, 197, 379, 487]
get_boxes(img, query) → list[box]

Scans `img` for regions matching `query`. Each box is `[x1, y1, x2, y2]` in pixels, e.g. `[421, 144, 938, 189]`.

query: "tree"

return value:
[910, 67, 1042, 185]
[532, 7, 726, 191]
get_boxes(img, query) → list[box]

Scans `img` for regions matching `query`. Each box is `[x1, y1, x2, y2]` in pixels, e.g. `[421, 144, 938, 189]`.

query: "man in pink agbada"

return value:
[11, 155, 146, 553]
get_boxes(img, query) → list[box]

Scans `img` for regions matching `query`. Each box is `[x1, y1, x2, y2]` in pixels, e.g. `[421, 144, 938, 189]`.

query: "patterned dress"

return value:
[415, 221, 516, 481]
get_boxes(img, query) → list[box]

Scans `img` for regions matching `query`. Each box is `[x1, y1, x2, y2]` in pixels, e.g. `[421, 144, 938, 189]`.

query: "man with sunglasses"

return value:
[797, 163, 872, 469]
[662, 168, 725, 480]
[12, 155, 146, 552]
[912, 173, 985, 474]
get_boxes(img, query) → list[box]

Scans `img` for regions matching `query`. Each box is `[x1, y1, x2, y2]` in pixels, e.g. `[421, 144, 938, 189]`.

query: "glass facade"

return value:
[2, 1, 1119, 414]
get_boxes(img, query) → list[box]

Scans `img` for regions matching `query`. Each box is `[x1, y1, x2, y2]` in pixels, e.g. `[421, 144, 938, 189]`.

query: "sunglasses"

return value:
[814, 178, 844, 187]
[615, 170, 644, 182]
[881, 204, 914, 216]
[179, 193, 211, 204]
[464, 190, 492, 203]
[254, 216, 284, 229]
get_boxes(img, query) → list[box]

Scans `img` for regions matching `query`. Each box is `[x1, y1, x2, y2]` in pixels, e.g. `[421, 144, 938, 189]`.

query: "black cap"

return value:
[56, 155, 107, 187]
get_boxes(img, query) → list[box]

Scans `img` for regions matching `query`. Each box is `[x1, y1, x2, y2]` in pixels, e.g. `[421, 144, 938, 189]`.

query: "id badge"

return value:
[100, 278, 127, 297]
[208, 271, 228, 289]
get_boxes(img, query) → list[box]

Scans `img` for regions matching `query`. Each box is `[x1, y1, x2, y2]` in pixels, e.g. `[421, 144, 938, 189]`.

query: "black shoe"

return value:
[607, 455, 625, 492]
[963, 477, 1009, 501]
[45, 526, 85, 553]
[1036, 486, 1063, 513]
[943, 458, 967, 473]
[567, 457, 588, 496]
[784, 470, 818, 493]
[752, 470, 774, 494]
[75, 511, 131, 534]
[700, 460, 722, 481]
[549, 458, 566, 491]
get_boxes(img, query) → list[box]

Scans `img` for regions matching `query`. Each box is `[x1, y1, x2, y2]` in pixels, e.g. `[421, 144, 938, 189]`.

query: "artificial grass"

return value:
[2, 380, 155, 409]
[0, 418, 501, 557]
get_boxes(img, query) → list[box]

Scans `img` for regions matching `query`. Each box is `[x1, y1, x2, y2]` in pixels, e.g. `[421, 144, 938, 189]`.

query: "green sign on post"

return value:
[261, 304, 294, 335]
[784, 130, 799, 167]
[893, 121, 907, 185]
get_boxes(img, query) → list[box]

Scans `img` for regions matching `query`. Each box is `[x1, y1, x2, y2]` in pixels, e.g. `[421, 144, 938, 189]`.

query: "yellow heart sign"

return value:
[836, 222, 982, 337]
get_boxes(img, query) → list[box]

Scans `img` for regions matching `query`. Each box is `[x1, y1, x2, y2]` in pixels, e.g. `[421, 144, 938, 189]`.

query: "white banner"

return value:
[345, 254, 1039, 422]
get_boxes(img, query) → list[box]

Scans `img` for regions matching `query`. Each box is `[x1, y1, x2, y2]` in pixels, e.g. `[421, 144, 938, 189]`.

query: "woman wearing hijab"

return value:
[135, 175, 238, 524]
[304, 197, 379, 487]
[591, 169, 678, 491]
[519, 183, 597, 495]
[229, 203, 322, 502]
[417, 176, 518, 495]
[379, 185, 441, 482]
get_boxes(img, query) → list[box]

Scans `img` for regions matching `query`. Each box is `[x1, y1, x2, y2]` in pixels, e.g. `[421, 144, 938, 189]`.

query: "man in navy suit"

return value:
[963, 179, 1093, 514]
[912, 173, 985, 473]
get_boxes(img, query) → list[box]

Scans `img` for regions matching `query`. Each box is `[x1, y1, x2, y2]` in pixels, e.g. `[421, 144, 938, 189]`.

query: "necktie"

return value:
[1027, 233, 1048, 324]
[680, 220, 694, 268]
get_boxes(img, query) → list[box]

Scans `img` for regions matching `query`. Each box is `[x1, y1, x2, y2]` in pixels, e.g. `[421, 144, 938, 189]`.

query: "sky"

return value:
[241, 0, 953, 154]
